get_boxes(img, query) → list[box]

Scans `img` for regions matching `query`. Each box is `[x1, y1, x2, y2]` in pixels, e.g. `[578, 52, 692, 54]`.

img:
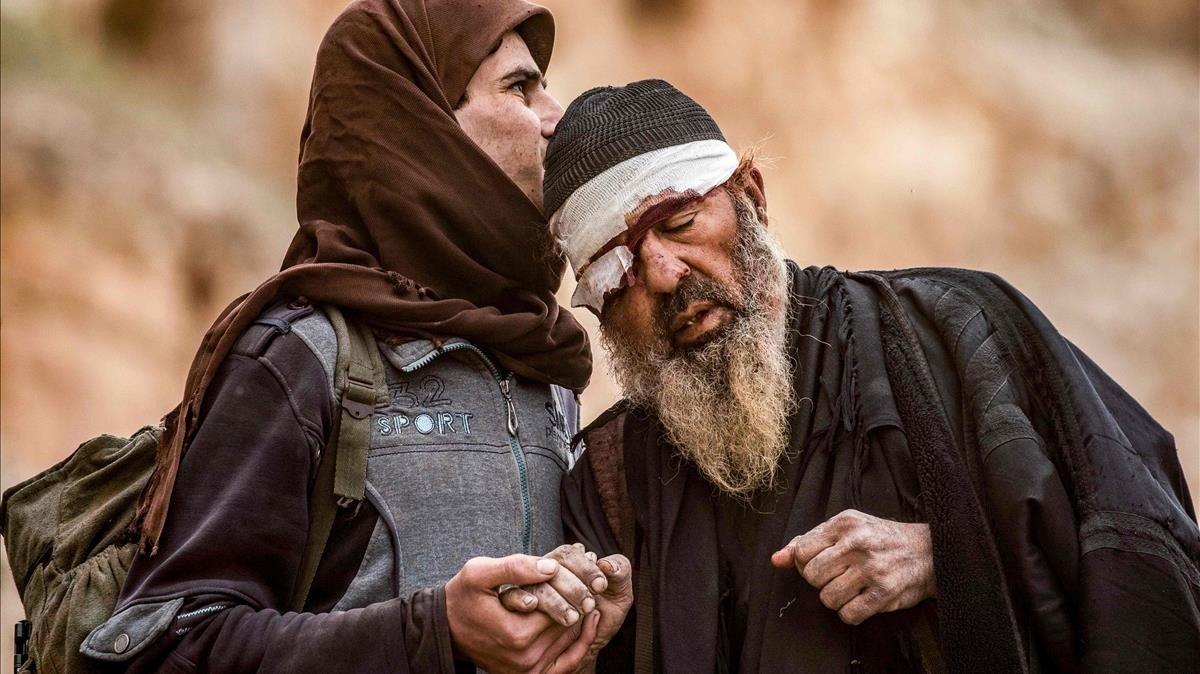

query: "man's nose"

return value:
[638, 233, 690, 295]
[541, 91, 564, 139]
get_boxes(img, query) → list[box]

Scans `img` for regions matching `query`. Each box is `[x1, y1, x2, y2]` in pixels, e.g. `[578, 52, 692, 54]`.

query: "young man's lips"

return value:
[671, 302, 733, 346]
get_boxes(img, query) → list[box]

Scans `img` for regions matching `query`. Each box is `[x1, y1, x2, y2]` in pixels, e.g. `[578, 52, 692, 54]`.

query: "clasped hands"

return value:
[446, 510, 933, 672]
[445, 543, 633, 673]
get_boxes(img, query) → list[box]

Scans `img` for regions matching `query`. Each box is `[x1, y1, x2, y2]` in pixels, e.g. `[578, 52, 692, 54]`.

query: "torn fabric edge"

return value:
[569, 245, 635, 314]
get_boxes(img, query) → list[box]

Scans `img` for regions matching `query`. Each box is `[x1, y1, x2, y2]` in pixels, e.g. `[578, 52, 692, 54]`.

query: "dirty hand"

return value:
[770, 509, 935, 625]
[445, 554, 600, 673]
[500, 543, 634, 666]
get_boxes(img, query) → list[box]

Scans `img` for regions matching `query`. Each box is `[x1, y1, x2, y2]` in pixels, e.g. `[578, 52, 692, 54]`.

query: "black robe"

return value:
[563, 263, 1198, 673]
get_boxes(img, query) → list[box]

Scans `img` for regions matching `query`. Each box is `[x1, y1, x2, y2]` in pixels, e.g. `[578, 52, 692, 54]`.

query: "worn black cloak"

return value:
[564, 263, 1198, 673]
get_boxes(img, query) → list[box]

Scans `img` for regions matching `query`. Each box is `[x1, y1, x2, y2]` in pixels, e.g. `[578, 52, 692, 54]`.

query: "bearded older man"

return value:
[543, 81, 1199, 673]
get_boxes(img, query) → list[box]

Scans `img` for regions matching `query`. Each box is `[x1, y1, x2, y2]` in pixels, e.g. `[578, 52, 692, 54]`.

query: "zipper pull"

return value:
[500, 377, 520, 437]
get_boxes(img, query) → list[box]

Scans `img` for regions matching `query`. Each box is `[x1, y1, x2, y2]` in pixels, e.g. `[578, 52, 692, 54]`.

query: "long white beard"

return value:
[602, 200, 793, 498]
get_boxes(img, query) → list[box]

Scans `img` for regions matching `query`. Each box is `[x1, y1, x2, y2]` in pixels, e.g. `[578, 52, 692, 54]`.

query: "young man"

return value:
[545, 80, 1198, 672]
[83, 1, 629, 672]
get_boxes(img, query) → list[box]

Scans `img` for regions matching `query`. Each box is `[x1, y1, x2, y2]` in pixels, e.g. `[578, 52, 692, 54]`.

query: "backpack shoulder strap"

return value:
[288, 305, 386, 613]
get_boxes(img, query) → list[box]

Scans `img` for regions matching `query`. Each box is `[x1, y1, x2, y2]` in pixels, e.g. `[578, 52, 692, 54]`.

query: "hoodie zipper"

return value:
[401, 342, 533, 554]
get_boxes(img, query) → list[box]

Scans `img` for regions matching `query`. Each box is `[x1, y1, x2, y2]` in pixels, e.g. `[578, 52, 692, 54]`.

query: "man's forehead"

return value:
[483, 31, 538, 74]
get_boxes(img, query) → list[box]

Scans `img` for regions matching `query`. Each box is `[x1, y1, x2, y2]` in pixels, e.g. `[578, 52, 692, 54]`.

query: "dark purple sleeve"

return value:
[561, 446, 637, 673]
[103, 329, 454, 673]
[140, 590, 453, 673]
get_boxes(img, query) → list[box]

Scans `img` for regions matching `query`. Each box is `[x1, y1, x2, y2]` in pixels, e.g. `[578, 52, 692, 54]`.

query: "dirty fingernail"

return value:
[537, 559, 557, 574]
[582, 597, 596, 613]
[591, 577, 607, 593]
[585, 551, 598, 562]
[565, 609, 579, 625]
[523, 595, 535, 606]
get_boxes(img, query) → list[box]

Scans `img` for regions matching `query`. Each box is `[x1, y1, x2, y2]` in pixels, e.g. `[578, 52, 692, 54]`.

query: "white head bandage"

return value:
[549, 139, 738, 314]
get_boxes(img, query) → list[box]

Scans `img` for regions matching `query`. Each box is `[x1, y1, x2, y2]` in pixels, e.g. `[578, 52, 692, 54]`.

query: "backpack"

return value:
[0, 305, 386, 673]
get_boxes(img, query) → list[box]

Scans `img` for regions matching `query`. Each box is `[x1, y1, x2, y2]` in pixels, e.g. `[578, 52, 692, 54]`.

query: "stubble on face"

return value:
[453, 31, 560, 210]
[600, 193, 795, 498]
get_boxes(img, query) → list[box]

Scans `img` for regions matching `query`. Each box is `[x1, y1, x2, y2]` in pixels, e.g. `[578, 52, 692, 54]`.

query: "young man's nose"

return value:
[539, 91, 565, 139]
[639, 233, 690, 296]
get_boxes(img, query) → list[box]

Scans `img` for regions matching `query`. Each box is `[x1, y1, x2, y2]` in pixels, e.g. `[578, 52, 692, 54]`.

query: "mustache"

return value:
[655, 272, 742, 337]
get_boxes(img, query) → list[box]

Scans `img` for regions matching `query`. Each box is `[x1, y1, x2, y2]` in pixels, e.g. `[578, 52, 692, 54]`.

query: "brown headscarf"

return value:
[137, 0, 591, 552]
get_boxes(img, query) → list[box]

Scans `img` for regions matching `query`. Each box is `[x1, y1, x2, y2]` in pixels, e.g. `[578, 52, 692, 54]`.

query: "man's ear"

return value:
[745, 166, 768, 227]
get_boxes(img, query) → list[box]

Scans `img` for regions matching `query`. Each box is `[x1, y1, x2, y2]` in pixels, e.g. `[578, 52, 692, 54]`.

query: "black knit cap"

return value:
[542, 79, 726, 217]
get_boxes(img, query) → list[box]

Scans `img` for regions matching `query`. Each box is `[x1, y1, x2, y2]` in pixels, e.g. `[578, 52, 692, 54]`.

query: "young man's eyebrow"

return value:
[500, 66, 545, 86]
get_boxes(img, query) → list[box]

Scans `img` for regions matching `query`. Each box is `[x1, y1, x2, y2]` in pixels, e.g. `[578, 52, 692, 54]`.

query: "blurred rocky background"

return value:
[2, 0, 1197, 663]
